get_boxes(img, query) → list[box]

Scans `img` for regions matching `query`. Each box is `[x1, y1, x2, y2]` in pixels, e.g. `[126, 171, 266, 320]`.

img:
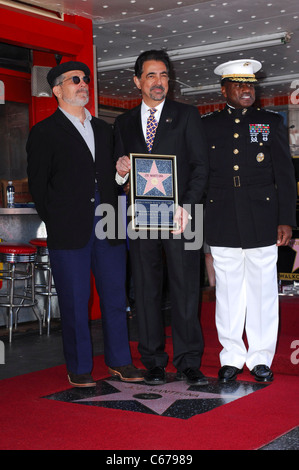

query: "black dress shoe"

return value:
[251, 364, 273, 382]
[218, 365, 243, 383]
[67, 372, 96, 388]
[176, 368, 208, 385]
[144, 366, 166, 385]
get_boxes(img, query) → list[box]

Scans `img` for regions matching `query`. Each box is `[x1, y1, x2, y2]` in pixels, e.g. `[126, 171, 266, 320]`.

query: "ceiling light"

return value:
[98, 32, 291, 72]
[168, 32, 290, 61]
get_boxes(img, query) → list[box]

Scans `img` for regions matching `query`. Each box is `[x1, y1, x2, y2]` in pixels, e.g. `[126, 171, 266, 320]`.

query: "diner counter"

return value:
[0, 207, 46, 243]
[0, 208, 37, 215]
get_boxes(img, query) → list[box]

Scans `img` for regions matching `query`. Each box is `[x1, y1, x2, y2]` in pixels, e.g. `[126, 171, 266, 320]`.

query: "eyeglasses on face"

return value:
[57, 75, 90, 86]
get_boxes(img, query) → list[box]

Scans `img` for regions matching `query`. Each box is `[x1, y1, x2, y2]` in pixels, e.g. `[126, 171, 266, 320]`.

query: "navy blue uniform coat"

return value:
[202, 106, 297, 249]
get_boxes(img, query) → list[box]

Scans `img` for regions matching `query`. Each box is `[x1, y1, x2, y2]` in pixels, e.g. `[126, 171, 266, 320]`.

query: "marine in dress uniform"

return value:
[202, 59, 297, 382]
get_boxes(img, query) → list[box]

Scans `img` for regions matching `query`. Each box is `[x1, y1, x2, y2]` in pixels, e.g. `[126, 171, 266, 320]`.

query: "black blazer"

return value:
[114, 99, 209, 219]
[202, 106, 297, 248]
[27, 108, 122, 249]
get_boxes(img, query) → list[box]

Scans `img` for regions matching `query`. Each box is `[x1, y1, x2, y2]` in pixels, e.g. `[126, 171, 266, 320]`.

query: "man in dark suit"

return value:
[27, 61, 144, 387]
[202, 59, 297, 383]
[114, 50, 209, 385]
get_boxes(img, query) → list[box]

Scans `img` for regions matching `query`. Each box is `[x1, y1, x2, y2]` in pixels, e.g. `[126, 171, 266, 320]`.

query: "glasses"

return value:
[57, 75, 90, 86]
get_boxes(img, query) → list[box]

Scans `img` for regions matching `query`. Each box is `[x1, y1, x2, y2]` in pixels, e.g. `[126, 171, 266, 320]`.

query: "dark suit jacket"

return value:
[27, 108, 122, 249]
[202, 105, 297, 248]
[114, 98, 209, 222]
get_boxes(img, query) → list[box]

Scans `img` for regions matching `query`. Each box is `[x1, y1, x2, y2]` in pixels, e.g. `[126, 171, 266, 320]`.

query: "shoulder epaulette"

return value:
[264, 108, 279, 114]
[256, 107, 278, 115]
[201, 110, 219, 118]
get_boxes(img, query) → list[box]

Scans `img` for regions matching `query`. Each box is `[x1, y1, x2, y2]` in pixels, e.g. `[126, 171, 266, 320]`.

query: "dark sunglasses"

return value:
[57, 75, 90, 86]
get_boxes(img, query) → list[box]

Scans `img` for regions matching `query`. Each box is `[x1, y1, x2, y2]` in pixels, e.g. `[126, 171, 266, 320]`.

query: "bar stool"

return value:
[29, 238, 57, 335]
[0, 242, 42, 343]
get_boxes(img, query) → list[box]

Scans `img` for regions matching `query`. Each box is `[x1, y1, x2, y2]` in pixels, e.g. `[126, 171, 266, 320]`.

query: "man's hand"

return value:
[276, 225, 293, 246]
[171, 206, 190, 235]
[116, 155, 131, 178]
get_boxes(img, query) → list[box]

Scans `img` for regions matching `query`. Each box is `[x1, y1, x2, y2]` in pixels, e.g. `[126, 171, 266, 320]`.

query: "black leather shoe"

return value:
[176, 368, 208, 385]
[218, 365, 243, 383]
[144, 366, 166, 385]
[67, 372, 96, 388]
[251, 364, 273, 382]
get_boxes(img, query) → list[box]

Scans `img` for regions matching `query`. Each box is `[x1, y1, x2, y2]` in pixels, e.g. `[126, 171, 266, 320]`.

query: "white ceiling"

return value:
[20, 0, 299, 105]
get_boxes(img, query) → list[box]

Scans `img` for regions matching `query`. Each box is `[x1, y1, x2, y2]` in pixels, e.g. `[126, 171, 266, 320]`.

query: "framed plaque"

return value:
[129, 153, 178, 230]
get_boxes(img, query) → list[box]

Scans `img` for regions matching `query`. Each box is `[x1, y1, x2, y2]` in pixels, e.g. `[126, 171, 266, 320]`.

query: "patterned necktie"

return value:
[146, 108, 158, 152]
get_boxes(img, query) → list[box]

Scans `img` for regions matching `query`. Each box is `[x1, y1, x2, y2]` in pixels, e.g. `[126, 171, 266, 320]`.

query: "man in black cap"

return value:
[202, 59, 297, 383]
[27, 61, 144, 387]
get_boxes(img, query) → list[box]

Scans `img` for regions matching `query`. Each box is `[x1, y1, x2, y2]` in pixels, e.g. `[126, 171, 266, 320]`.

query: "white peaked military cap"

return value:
[214, 59, 262, 82]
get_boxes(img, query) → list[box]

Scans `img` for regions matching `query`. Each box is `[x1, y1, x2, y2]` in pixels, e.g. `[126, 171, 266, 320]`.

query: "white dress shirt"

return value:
[116, 100, 165, 185]
[59, 107, 95, 160]
[140, 100, 165, 138]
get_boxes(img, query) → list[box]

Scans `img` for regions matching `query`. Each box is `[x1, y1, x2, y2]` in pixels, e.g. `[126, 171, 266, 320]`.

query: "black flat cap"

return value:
[47, 61, 90, 88]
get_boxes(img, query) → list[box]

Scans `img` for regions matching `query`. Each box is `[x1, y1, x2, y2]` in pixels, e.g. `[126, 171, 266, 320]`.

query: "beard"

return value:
[149, 85, 167, 102]
[64, 88, 89, 107]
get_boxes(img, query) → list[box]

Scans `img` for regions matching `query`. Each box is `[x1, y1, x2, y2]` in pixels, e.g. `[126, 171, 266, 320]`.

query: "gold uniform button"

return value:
[233, 149, 239, 154]
[235, 118, 240, 123]
[234, 133, 239, 138]
[233, 165, 239, 171]
[256, 153, 265, 162]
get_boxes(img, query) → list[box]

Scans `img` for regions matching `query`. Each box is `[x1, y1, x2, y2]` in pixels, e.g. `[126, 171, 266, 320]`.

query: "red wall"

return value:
[0, 68, 31, 102]
[99, 94, 291, 114]
[0, 5, 101, 318]
[0, 4, 95, 125]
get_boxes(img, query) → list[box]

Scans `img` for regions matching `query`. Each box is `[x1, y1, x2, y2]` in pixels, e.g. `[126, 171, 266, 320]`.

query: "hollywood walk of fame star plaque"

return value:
[129, 153, 178, 230]
[43, 374, 269, 420]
